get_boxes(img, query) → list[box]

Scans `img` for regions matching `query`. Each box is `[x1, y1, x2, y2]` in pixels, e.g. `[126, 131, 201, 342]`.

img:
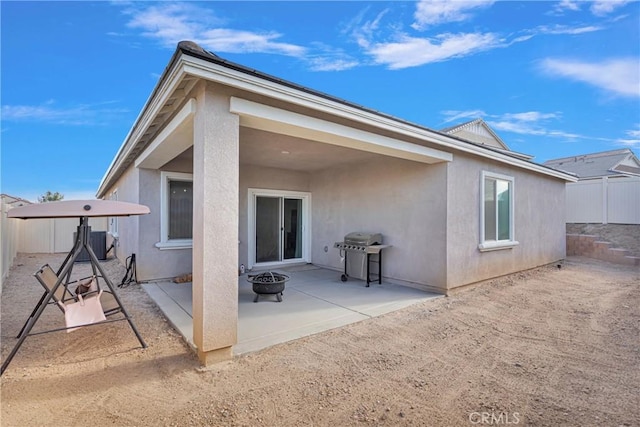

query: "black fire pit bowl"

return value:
[247, 271, 290, 303]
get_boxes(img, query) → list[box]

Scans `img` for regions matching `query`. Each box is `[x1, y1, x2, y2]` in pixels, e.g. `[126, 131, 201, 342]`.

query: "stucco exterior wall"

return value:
[311, 157, 448, 291]
[104, 165, 140, 268]
[445, 153, 566, 290]
[238, 165, 311, 269]
[137, 168, 192, 281]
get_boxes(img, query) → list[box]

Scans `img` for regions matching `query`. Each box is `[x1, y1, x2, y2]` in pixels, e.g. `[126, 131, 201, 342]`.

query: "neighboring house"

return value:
[442, 118, 535, 161]
[544, 149, 640, 224]
[544, 148, 640, 180]
[97, 41, 576, 364]
[1, 194, 32, 208]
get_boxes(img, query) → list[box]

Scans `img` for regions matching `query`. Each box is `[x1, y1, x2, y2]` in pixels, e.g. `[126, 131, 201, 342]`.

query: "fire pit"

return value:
[247, 271, 290, 303]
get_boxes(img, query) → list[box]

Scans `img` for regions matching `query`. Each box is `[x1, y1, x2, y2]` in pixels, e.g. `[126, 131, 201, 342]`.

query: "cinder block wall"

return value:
[566, 234, 640, 266]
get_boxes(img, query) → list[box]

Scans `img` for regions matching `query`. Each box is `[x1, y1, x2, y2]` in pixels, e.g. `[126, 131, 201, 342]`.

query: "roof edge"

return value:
[97, 41, 578, 196]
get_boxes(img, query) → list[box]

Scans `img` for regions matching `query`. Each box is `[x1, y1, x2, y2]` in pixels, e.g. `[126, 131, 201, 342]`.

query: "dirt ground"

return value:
[1, 253, 638, 427]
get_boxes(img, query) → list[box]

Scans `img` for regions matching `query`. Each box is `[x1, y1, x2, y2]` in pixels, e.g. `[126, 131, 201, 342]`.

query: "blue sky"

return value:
[2, 1, 639, 202]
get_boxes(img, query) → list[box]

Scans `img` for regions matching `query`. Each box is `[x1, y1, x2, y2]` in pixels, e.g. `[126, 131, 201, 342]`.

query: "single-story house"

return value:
[96, 41, 576, 364]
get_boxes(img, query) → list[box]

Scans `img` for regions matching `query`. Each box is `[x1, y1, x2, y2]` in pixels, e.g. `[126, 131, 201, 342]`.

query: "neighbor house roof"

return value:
[543, 148, 640, 179]
[97, 41, 576, 197]
[0, 194, 32, 207]
[441, 118, 534, 161]
[442, 118, 509, 150]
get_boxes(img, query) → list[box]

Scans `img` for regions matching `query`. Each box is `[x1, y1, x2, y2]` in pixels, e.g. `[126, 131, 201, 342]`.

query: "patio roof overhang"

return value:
[229, 98, 452, 165]
[135, 99, 195, 169]
[133, 96, 452, 172]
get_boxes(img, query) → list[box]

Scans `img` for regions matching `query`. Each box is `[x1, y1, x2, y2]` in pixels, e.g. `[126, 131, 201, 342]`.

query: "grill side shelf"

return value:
[334, 242, 391, 253]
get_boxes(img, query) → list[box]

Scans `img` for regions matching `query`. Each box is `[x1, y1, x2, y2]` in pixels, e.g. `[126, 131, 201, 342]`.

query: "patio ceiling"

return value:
[240, 127, 387, 172]
[137, 96, 453, 173]
[154, 127, 388, 173]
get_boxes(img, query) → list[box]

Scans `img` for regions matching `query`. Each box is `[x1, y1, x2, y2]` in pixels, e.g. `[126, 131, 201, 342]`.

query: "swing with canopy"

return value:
[1, 199, 150, 375]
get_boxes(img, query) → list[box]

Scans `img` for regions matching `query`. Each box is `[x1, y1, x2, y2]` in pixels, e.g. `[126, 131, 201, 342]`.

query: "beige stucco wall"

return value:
[445, 152, 566, 290]
[311, 157, 448, 291]
[104, 165, 141, 269]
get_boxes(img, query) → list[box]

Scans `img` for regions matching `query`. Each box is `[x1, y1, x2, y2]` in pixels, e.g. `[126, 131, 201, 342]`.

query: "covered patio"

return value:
[142, 265, 441, 355]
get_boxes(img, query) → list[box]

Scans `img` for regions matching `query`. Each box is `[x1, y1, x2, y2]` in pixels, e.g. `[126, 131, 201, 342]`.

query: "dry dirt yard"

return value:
[1, 253, 638, 427]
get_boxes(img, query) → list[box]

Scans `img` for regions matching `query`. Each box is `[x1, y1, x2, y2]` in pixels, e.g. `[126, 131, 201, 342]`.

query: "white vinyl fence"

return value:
[1, 202, 107, 291]
[1, 200, 22, 290]
[566, 176, 640, 224]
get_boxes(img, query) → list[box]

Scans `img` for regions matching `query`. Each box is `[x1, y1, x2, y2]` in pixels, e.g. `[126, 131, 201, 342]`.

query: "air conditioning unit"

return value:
[74, 231, 107, 262]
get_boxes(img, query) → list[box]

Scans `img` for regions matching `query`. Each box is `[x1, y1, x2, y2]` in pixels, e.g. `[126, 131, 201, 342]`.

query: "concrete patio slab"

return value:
[142, 266, 441, 356]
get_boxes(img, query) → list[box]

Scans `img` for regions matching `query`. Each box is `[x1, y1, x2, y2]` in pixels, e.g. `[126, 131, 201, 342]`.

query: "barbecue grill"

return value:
[334, 232, 391, 286]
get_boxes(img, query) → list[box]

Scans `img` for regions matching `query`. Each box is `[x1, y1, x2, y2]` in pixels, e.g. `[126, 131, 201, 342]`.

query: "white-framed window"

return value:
[156, 171, 193, 250]
[479, 171, 519, 252]
[108, 189, 118, 237]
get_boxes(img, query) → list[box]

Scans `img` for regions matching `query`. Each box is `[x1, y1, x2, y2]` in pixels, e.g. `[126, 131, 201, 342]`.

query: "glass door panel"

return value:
[255, 196, 280, 263]
[283, 198, 302, 260]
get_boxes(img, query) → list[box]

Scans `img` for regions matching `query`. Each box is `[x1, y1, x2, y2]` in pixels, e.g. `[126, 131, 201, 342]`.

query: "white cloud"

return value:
[198, 29, 305, 56]
[306, 53, 360, 72]
[487, 111, 579, 139]
[536, 24, 603, 35]
[489, 120, 548, 136]
[559, 0, 581, 11]
[368, 32, 501, 69]
[487, 113, 637, 147]
[488, 119, 583, 140]
[1, 101, 129, 126]
[617, 128, 640, 148]
[412, 0, 494, 29]
[590, 0, 630, 16]
[124, 3, 209, 46]
[348, 8, 389, 50]
[501, 112, 561, 122]
[540, 58, 640, 98]
[550, 0, 629, 16]
[441, 110, 487, 124]
[122, 3, 306, 58]
[550, 0, 582, 15]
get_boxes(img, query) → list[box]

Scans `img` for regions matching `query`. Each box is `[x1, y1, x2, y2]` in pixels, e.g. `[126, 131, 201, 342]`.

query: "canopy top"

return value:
[7, 199, 150, 219]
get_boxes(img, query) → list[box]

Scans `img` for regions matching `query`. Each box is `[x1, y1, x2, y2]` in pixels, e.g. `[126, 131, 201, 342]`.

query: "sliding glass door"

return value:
[250, 190, 310, 267]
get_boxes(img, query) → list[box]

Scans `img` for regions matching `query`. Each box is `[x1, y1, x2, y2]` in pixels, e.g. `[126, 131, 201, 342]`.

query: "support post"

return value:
[192, 84, 239, 365]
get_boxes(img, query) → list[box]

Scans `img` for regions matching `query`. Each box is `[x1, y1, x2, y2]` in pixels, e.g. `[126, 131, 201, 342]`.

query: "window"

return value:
[479, 171, 518, 252]
[157, 172, 193, 249]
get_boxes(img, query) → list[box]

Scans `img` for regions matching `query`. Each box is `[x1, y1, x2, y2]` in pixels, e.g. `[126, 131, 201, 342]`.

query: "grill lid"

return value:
[344, 232, 382, 246]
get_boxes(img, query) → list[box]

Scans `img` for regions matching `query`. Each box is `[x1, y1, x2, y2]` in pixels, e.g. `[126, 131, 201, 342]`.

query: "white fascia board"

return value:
[230, 97, 452, 164]
[183, 56, 576, 182]
[135, 99, 196, 169]
[96, 55, 189, 197]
